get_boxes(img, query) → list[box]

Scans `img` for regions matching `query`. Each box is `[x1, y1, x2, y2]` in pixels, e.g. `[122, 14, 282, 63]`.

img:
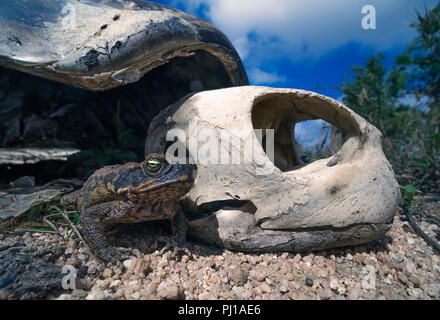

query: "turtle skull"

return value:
[145, 86, 400, 252]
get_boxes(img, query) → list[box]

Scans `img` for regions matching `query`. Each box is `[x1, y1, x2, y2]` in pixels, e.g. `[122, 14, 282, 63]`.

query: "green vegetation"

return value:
[340, 2, 440, 193]
[403, 184, 422, 216]
[27, 203, 58, 222]
[28, 203, 80, 227]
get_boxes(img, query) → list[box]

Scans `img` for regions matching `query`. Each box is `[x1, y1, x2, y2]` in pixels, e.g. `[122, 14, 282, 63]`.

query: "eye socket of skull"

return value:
[251, 93, 360, 172]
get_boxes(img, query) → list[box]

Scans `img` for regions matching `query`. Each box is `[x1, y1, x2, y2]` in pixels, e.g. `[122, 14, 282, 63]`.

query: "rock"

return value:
[260, 283, 271, 293]
[9, 176, 35, 188]
[347, 283, 361, 300]
[1, 209, 438, 302]
[129, 280, 141, 291]
[407, 288, 423, 299]
[285, 272, 295, 281]
[303, 254, 314, 265]
[337, 286, 346, 295]
[292, 281, 301, 290]
[425, 284, 440, 298]
[131, 292, 141, 300]
[144, 283, 156, 299]
[319, 268, 329, 279]
[0, 148, 80, 166]
[320, 288, 333, 300]
[250, 269, 267, 282]
[384, 274, 393, 285]
[157, 281, 182, 300]
[403, 261, 416, 276]
[78, 254, 88, 261]
[408, 275, 424, 288]
[0, 251, 64, 299]
[228, 267, 248, 286]
[0, 185, 70, 220]
[57, 294, 74, 300]
[85, 291, 105, 300]
[110, 280, 122, 290]
[361, 277, 376, 291]
[86, 261, 98, 275]
[123, 287, 134, 299]
[305, 277, 313, 287]
[72, 289, 88, 299]
[315, 256, 325, 266]
[376, 251, 388, 263]
[96, 279, 111, 290]
[123, 258, 135, 270]
[363, 256, 371, 265]
[292, 254, 302, 264]
[397, 272, 410, 286]
[354, 254, 364, 264]
[280, 285, 289, 294]
[330, 278, 339, 291]
[76, 278, 92, 291]
[102, 268, 113, 279]
[34, 246, 53, 257]
[0, 243, 26, 252]
[384, 243, 393, 252]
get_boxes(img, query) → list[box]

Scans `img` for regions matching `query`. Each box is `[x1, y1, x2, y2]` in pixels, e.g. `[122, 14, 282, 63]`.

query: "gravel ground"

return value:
[1, 198, 439, 300]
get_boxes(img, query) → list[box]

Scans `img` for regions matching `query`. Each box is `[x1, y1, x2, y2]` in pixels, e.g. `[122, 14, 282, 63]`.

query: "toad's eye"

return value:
[146, 159, 162, 173]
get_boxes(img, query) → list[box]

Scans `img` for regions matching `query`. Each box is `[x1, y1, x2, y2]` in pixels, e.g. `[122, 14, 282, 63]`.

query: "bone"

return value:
[145, 86, 400, 252]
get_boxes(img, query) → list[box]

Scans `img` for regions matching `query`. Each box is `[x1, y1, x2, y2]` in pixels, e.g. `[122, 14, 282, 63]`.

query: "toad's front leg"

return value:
[171, 206, 188, 249]
[160, 205, 192, 259]
[80, 201, 133, 263]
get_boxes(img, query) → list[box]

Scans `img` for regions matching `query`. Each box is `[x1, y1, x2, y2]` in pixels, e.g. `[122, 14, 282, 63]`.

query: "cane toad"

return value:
[60, 153, 194, 262]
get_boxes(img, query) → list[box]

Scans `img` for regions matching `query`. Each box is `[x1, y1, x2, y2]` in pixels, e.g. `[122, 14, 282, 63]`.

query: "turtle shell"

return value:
[0, 0, 248, 175]
[0, 0, 247, 91]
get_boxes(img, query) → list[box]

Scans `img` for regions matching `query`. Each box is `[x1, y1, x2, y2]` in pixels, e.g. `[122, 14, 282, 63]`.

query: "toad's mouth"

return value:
[127, 169, 194, 193]
[133, 180, 195, 202]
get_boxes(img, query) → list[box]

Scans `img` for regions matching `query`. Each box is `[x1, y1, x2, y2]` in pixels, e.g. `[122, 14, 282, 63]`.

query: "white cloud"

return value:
[175, 0, 437, 63]
[249, 68, 286, 84]
[230, 35, 251, 60]
[295, 119, 329, 150]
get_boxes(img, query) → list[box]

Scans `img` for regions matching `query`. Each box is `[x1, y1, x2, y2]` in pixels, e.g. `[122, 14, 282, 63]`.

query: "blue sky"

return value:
[153, 0, 437, 98]
[152, 0, 437, 149]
